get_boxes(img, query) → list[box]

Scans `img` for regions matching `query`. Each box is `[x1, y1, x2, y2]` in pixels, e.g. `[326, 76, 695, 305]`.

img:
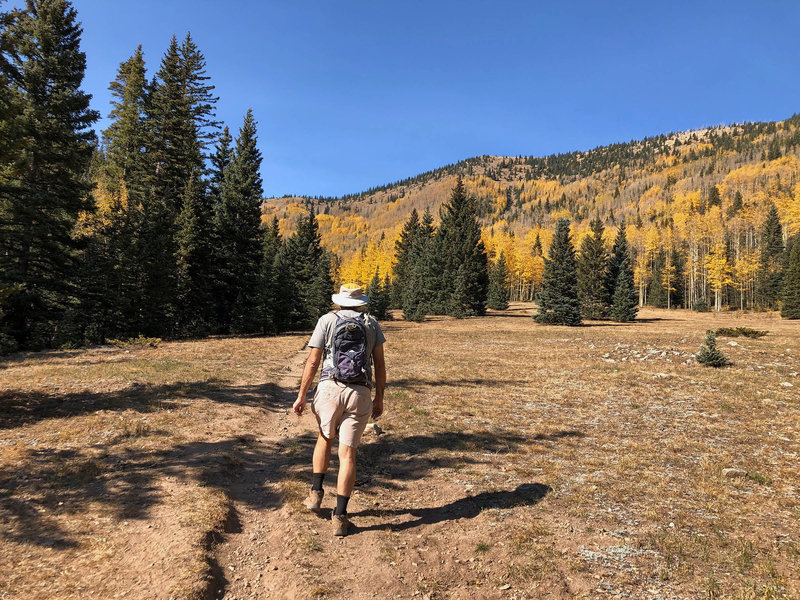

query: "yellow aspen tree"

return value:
[706, 242, 733, 311]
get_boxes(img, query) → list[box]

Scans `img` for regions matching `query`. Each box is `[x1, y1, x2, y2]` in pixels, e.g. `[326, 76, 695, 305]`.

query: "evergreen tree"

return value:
[0, 0, 99, 348]
[604, 219, 628, 309]
[534, 218, 581, 326]
[430, 178, 488, 316]
[707, 185, 721, 208]
[487, 252, 510, 310]
[727, 190, 743, 218]
[577, 218, 608, 319]
[215, 109, 264, 333]
[103, 45, 146, 181]
[696, 330, 729, 367]
[610, 249, 638, 322]
[757, 204, 784, 309]
[391, 208, 420, 308]
[258, 216, 281, 333]
[532, 232, 543, 256]
[781, 234, 800, 319]
[366, 269, 389, 320]
[175, 171, 212, 335]
[402, 210, 434, 321]
[279, 210, 333, 329]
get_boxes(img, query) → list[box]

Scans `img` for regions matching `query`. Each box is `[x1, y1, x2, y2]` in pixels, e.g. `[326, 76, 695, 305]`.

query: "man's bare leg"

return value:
[304, 433, 332, 511]
[313, 433, 333, 474]
[335, 443, 356, 515]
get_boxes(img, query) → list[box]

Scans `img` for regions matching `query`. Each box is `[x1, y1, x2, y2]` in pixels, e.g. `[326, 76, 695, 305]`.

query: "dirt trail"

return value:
[211, 347, 312, 599]
[209, 336, 550, 600]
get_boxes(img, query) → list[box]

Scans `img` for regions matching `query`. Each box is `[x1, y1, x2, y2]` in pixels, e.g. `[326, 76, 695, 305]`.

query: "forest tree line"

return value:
[0, 0, 337, 353]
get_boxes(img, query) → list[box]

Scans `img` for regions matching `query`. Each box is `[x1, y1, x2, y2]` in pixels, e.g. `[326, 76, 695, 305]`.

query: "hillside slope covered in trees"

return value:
[266, 117, 800, 312]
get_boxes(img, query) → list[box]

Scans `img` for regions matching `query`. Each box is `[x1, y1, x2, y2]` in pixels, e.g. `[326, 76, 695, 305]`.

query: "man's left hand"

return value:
[293, 395, 306, 416]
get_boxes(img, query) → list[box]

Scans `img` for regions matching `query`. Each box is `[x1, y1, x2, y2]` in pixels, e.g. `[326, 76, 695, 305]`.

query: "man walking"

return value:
[293, 283, 386, 536]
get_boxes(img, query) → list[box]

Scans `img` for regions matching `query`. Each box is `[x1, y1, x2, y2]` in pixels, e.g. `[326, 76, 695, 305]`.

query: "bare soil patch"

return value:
[2, 306, 798, 599]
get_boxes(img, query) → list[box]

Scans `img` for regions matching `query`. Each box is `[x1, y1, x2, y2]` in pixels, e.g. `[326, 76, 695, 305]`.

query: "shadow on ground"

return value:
[352, 483, 552, 533]
[0, 379, 291, 430]
[1, 367, 581, 553]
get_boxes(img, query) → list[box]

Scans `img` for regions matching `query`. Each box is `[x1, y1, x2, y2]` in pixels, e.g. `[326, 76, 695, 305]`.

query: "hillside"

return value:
[263, 116, 800, 308]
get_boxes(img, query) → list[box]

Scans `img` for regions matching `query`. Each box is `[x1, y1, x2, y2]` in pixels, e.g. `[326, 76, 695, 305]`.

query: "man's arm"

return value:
[293, 347, 323, 415]
[372, 343, 386, 419]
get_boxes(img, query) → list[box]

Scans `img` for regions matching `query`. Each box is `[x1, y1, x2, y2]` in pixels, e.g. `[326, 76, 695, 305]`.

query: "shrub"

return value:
[693, 299, 711, 312]
[108, 335, 161, 348]
[696, 330, 730, 367]
[714, 327, 768, 339]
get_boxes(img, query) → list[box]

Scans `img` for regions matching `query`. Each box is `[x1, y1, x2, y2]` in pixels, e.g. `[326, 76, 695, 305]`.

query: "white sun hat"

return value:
[332, 283, 369, 307]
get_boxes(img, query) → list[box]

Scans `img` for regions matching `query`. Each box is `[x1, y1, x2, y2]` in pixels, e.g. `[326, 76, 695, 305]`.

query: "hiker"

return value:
[293, 283, 386, 536]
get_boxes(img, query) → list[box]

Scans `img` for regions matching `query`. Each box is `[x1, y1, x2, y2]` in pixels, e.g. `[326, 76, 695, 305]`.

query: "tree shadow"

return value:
[352, 483, 552, 533]
[355, 428, 582, 491]
[1, 363, 581, 553]
[0, 379, 291, 430]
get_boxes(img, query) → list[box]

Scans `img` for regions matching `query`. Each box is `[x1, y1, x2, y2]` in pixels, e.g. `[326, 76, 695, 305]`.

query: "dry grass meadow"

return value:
[1, 304, 798, 599]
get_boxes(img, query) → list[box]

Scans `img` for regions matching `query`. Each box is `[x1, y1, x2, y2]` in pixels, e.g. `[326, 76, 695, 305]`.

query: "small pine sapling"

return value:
[696, 330, 730, 367]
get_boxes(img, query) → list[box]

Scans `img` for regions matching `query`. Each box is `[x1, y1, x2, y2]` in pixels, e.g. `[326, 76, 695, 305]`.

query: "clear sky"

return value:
[55, 1, 800, 197]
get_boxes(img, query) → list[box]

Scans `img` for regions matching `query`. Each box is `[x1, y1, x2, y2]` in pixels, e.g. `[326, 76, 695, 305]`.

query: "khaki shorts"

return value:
[311, 380, 372, 447]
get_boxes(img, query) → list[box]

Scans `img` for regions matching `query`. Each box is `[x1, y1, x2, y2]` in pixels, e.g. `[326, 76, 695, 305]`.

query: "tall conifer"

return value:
[215, 109, 264, 333]
[781, 234, 800, 319]
[0, 0, 98, 347]
[366, 269, 389, 320]
[487, 252, 510, 310]
[392, 208, 420, 308]
[258, 216, 281, 333]
[757, 204, 784, 309]
[431, 178, 488, 316]
[610, 249, 638, 322]
[534, 218, 581, 326]
[577, 218, 608, 319]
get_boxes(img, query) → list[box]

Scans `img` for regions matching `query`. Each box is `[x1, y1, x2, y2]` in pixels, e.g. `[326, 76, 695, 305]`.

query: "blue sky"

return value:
[58, 1, 800, 197]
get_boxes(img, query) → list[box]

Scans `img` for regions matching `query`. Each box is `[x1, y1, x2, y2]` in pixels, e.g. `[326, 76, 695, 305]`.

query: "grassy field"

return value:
[1, 305, 798, 599]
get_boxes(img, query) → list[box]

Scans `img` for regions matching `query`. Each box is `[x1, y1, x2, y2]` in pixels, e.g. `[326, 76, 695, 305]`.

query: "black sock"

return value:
[334, 494, 350, 516]
[311, 472, 325, 491]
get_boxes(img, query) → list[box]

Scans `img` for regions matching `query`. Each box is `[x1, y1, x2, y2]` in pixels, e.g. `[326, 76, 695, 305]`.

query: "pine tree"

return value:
[430, 178, 488, 316]
[175, 171, 212, 335]
[757, 204, 784, 309]
[258, 217, 281, 333]
[707, 185, 721, 208]
[781, 234, 800, 319]
[577, 218, 608, 319]
[103, 45, 146, 182]
[402, 210, 434, 321]
[534, 218, 581, 326]
[604, 219, 629, 310]
[215, 109, 264, 333]
[279, 210, 332, 329]
[366, 269, 389, 320]
[487, 252, 510, 310]
[392, 208, 420, 308]
[696, 330, 729, 367]
[0, 0, 99, 348]
[610, 249, 638, 322]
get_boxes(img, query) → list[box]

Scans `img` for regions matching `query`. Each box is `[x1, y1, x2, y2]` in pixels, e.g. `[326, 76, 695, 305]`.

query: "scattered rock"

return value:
[780, 382, 794, 388]
[727, 341, 739, 347]
[652, 373, 670, 379]
[722, 468, 747, 479]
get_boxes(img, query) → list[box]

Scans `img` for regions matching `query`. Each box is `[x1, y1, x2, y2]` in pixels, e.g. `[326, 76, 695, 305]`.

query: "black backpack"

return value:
[332, 312, 369, 383]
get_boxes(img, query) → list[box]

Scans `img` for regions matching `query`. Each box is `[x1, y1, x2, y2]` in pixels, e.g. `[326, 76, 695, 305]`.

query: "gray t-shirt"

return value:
[308, 310, 386, 387]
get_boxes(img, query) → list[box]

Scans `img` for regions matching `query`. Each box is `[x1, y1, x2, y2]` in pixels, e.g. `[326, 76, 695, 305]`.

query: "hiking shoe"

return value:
[332, 513, 349, 536]
[302, 489, 324, 511]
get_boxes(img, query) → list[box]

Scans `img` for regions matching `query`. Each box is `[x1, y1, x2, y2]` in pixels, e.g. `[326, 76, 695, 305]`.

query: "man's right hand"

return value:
[372, 396, 383, 419]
